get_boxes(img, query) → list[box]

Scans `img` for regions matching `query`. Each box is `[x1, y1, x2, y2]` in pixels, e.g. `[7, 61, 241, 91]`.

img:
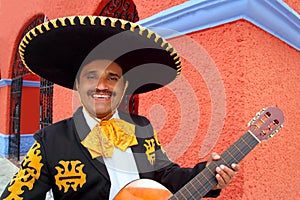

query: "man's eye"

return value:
[109, 77, 119, 81]
[87, 75, 97, 79]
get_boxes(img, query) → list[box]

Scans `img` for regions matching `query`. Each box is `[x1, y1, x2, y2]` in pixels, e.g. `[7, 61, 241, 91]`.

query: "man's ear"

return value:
[124, 80, 129, 92]
[75, 79, 79, 90]
[119, 80, 129, 102]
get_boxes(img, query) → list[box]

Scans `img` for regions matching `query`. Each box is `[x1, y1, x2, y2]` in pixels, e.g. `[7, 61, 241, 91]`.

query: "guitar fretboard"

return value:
[170, 131, 260, 200]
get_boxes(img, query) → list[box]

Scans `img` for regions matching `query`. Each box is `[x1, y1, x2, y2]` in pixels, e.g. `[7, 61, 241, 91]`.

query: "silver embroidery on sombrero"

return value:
[4, 141, 43, 200]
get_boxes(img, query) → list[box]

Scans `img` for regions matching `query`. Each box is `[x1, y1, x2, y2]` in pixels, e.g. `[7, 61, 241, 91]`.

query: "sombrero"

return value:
[18, 16, 182, 94]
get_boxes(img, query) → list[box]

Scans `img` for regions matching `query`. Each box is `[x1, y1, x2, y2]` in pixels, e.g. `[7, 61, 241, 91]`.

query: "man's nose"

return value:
[96, 76, 109, 90]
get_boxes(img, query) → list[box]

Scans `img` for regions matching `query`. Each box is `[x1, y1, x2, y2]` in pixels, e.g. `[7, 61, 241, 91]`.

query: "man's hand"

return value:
[207, 152, 240, 190]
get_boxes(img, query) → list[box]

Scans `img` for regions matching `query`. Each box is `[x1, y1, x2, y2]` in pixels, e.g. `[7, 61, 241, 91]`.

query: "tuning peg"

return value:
[268, 124, 284, 139]
[268, 130, 278, 139]
[248, 109, 264, 126]
[280, 125, 284, 129]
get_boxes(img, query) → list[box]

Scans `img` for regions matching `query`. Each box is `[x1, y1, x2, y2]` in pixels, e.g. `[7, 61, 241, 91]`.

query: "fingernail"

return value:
[232, 163, 236, 168]
[212, 152, 220, 158]
[216, 167, 221, 172]
[220, 165, 225, 170]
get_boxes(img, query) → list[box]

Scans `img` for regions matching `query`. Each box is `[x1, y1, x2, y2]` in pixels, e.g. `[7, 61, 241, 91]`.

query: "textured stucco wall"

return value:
[136, 1, 300, 199]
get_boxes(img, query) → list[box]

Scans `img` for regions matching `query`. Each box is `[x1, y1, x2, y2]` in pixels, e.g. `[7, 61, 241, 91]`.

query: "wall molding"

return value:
[0, 79, 40, 88]
[138, 0, 300, 50]
[0, 133, 35, 157]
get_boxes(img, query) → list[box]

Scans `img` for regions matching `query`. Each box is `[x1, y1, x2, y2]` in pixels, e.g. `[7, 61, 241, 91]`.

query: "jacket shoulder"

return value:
[119, 112, 150, 126]
[34, 117, 75, 141]
[119, 112, 154, 138]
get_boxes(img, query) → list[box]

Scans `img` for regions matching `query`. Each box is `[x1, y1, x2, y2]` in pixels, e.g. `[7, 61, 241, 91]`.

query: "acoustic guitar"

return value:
[115, 107, 284, 200]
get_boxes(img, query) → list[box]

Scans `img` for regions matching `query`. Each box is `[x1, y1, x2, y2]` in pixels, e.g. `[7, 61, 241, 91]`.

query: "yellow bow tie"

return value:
[81, 118, 138, 158]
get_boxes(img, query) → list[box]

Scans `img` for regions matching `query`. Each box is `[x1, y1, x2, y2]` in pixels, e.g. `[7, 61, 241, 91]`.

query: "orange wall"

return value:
[20, 86, 40, 134]
[137, 1, 300, 199]
[0, 86, 10, 134]
[0, 84, 40, 135]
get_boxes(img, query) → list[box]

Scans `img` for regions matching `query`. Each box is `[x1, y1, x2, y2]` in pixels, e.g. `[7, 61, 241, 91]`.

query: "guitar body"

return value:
[115, 179, 172, 200]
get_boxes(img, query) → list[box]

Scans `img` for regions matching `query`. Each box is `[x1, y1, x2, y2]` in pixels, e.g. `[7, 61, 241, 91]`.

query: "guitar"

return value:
[115, 107, 284, 200]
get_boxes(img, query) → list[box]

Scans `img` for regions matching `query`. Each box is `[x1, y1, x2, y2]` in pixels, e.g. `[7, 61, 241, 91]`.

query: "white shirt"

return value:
[82, 108, 140, 199]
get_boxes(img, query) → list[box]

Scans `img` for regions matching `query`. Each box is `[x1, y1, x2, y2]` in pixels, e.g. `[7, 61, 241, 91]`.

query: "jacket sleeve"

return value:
[0, 136, 52, 200]
[131, 113, 221, 198]
[153, 159, 221, 198]
[145, 127, 221, 198]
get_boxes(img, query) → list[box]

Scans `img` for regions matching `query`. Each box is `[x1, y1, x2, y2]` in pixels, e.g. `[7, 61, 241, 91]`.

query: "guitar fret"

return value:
[172, 189, 185, 200]
[206, 164, 216, 176]
[200, 169, 217, 194]
[240, 136, 253, 150]
[189, 182, 199, 195]
[200, 170, 213, 183]
[193, 172, 210, 193]
[223, 150, 238, 164]
[228, 143, 246, 162]
[224, 154, 240, 165]
[183, 184, 193, 197]
[173, 168, 215, 199]
[229, 145, 244, 163]
[220, 154, 231, 165]
[180, 183, 193, 199]
[193, 169, 212, 197]
[233, 143, 245, 157]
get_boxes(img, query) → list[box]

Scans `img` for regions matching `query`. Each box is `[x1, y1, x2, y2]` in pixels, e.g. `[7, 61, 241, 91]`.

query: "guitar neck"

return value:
[171, 131, 260, 200]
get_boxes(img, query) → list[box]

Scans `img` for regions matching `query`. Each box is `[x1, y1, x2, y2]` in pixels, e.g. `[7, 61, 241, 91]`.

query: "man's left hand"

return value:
[207, 152, 240, 190]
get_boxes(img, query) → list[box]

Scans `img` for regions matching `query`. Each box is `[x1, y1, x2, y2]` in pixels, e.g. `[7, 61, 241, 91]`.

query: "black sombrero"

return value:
[19, 16, 182, 94]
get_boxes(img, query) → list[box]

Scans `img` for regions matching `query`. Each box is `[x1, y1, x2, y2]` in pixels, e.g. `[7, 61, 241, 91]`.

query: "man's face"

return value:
[76, 59, 127, 119]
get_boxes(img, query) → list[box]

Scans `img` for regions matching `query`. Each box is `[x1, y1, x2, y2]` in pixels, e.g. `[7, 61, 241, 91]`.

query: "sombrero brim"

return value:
[19, 16, 182, 94]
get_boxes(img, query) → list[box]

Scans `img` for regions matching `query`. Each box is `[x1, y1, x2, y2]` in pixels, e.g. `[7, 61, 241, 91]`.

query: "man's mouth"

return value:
[89, 89, 114, 101]
[92, 93, 112, 100]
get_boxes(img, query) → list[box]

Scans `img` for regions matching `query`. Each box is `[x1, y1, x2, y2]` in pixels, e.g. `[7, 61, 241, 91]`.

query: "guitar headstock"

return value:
[248, 107, 284, 142]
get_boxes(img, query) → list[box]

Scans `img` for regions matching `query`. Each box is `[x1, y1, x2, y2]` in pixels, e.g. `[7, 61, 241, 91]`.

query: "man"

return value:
[1, 16, 239, 200]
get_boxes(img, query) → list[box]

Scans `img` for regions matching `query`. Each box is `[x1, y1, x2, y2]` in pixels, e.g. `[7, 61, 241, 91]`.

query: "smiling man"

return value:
[76, 59, 127, 120]
[1, 16, 239, 200]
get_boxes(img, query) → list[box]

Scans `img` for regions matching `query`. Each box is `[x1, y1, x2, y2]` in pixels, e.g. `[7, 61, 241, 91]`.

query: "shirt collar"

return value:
[82, 107, 120, 130]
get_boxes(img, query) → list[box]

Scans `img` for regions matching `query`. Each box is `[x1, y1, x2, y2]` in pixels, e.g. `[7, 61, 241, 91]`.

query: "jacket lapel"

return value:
[73, 107, 110, 181]
[118, 112, 155, 174]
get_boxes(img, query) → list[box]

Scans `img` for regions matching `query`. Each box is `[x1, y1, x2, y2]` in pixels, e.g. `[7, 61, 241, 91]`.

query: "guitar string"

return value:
[173, 140, 249, 199]
[172, 132, 260, 199]
[173, 132, 259, 199]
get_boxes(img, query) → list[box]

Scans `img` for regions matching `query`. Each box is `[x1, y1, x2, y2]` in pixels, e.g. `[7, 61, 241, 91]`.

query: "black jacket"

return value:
[1, 107, 220, 199]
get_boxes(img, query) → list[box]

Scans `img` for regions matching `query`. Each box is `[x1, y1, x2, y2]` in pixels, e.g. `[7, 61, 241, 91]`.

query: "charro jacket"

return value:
[1, 107, 220, 199]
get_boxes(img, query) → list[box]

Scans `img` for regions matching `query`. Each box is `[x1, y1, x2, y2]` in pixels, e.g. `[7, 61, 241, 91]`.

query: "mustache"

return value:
[88, 89, 116, 96]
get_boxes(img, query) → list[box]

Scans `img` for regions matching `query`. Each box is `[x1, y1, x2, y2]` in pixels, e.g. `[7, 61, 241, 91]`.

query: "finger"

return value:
[220, 165, 237, 179]
[231, 163, 240, 173]
[214, 167, 227, 189]
[216, 174, 225, 187]
[211, 152, 220, 160]
[217, 165, 233, 184]
[206, 153, 220, 166]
